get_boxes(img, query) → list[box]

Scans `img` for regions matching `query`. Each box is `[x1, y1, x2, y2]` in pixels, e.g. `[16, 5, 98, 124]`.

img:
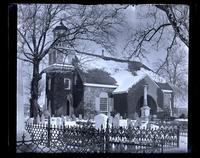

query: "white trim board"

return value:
[162, 89, 173, 93]
[83, 83, 118, 88]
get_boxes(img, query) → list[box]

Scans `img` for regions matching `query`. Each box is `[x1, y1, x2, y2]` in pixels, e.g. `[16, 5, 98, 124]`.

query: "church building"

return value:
[43, 22, 174, 119]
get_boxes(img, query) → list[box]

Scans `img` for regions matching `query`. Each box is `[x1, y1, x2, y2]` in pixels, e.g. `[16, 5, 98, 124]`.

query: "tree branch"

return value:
[17, 29, 34, 54]
[155, 4, 189, 47]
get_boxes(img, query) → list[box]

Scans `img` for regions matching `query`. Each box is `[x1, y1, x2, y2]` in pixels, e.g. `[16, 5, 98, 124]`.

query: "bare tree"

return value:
[17, 4, 126, 119]
[122, 4, 189, 61]
[154, 46, 188, 86]
[153, 44, 188, 107]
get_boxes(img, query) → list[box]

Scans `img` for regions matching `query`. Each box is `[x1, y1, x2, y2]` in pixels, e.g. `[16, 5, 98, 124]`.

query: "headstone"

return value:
[127, 118, 132, 127]
[27, 118, 34, 124]
[61, 115, 65, 125]
[51, 117, 56, 125]
[72, 114, 77, 121]
[90, 114, 94, 119]
[94, 114, 108, 129]
[108, 116, 113, 125]
[56, 117, 62, 126]
[41, 114, 45, 124]
[36, 115, 40, 124]
[113, 113, 120, 127]
[79, 114, 82, 120]
[152, 114, 157, 121]
[119, 119, 127, 127]
[65, 116, 70, 121]
[134, 118, 141, 128]
[43, 110, 51, 119]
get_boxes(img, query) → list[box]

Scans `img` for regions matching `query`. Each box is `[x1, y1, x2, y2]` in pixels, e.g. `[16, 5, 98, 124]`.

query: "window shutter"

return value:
[95, 97, 100, 111]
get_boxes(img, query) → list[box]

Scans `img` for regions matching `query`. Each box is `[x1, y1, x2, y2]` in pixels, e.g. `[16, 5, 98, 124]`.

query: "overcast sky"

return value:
[17, 4, 189, 108]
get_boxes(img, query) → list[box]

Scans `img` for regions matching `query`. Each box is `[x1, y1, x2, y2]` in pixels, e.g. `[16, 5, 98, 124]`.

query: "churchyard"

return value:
[16, 113, 188, 153]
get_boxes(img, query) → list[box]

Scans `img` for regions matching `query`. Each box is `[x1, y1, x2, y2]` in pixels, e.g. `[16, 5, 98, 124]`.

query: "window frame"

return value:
[99, 97, 108, 114]
[64, 78, 71, 90]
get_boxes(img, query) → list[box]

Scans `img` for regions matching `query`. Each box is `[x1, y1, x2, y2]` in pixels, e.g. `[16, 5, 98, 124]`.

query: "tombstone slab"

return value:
[113, 114, 120, 128]
[94, 114, 108, 129]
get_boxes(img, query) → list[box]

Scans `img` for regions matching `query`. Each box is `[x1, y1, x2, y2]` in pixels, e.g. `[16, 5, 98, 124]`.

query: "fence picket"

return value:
[17, 119, 186, 153]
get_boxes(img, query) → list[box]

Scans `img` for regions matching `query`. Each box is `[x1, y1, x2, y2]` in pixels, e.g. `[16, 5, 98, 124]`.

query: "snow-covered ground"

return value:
[163, 135, 188, 153]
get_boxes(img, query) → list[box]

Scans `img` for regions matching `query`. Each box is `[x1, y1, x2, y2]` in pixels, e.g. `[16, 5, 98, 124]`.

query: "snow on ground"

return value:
[119, 119, 128, 127]
[174, 118, 188, 122]
[163, 135, 188, 153]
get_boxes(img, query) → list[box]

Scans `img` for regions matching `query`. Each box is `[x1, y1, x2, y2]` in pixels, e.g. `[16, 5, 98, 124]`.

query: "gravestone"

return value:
[90, 114, 94, 120]
[113, 113, 120, 127]
[41, 114, 45, 124]
[127, 118, 132, 127]
[51, 117, 57, 125]
[56, 117, 62, 126]
[72, 114, 77, 121]
[36, 115, 40, 124]
[94, 114, 108, 129]
[65, 116, 70, 121]
[27, 118, 34, 124]
[119, 119, 127, 127]
[134, 118, 142, 128]
[61, 115, 65, 125]
[79, 114, 82, 120]
[108, 116, 113, 125]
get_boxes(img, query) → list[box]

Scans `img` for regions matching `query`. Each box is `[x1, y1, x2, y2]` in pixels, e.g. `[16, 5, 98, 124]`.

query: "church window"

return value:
[48, 78, 51, 90]
[100, 98, 108, 112]
[64, 78, 70, 90]
[98, 92, 109, 115]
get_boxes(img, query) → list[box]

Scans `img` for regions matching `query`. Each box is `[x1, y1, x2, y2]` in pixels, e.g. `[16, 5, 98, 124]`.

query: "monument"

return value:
[140, 84, 151, 121]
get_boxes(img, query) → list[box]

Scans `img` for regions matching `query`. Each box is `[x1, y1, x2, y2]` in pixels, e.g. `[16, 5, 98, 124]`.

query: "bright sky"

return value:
[17, 4, 189, 106]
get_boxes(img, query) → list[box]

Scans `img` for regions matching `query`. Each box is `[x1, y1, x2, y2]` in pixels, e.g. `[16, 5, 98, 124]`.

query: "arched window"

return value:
[99, 92, 109, 115]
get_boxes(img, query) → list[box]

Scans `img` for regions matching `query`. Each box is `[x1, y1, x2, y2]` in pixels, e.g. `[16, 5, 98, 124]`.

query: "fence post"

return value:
[177, 125, 180, 148]
[100, 125, 104, 153]
[47, 116, 51, 147]
[161, 139, 164, 153]
[105, 118, 109, 153]
[153, 135, 156, 152]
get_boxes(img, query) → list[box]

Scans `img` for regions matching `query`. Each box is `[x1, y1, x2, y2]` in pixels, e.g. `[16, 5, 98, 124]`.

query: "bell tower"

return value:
[44, 20, 77, 117]
[49, 20, 75, 66]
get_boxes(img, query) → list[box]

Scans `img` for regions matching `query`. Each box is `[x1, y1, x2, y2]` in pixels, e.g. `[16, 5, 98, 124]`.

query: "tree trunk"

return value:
[30, 59, 42, 120]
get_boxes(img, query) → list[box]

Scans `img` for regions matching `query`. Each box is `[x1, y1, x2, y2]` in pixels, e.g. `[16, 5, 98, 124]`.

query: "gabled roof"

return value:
[128, 61, 152, 72]
[77, 59, 170, 92]
[80, 68, 117, 85]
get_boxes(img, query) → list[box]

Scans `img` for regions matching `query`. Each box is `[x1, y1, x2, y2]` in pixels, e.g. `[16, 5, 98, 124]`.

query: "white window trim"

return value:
[64, 78, 71, 90]
[100, 97, 108, 113]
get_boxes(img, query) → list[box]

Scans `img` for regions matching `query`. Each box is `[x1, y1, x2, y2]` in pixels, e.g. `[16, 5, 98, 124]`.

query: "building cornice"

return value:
[83, 83, 118, 88]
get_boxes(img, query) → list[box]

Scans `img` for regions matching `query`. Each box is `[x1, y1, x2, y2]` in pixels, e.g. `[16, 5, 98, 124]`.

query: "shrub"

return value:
[179, 113, 186, 119]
